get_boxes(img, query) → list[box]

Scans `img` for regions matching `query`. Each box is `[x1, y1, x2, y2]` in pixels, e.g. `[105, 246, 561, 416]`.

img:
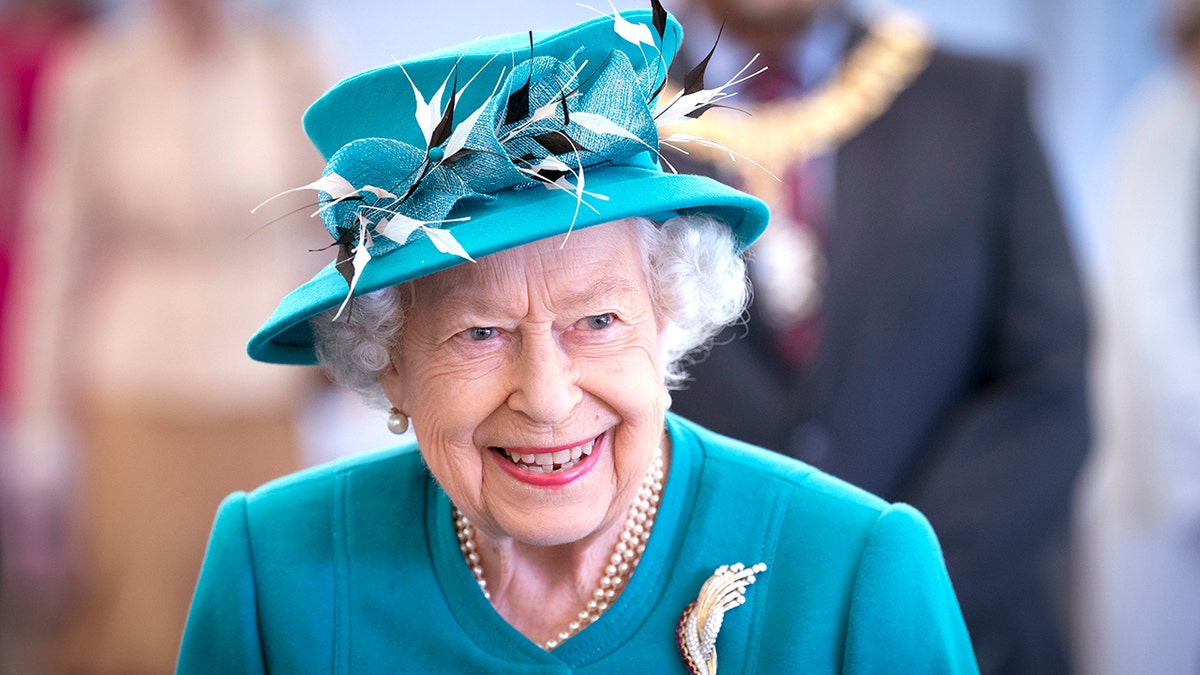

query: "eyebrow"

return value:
[434, 275, 641, 318]
[555, 276, 640, 310]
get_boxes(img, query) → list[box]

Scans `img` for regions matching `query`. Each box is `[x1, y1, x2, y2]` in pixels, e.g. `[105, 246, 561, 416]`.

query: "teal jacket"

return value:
[178, 414, 978, 673]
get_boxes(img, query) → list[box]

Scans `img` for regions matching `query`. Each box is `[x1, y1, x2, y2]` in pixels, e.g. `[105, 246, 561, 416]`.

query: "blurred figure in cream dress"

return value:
[4, 0, 327, 670]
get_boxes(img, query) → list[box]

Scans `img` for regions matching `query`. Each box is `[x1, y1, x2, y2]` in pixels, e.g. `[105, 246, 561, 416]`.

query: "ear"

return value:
[655, 318, 673, 389]
[378, 353, 407, 412]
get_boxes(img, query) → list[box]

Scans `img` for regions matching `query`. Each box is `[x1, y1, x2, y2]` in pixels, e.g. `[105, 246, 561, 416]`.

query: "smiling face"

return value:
[380, 219, 670, 547]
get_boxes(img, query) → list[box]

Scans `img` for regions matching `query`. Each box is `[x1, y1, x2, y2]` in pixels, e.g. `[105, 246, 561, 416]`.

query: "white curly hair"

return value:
[310, 214, 750, 408]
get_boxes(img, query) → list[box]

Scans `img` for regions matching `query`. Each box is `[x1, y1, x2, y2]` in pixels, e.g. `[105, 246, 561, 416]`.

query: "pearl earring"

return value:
[387, 408, 409, 435]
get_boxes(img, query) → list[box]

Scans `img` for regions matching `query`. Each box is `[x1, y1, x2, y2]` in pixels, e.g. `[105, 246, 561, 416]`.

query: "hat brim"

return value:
[248, 164, 768, 365]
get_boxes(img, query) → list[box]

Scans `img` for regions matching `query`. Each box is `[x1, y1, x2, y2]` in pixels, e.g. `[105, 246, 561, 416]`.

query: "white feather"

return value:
[332, 221, 373, 321]
[251, 172, 359, 214]
[421, 226, 475, 262]
[374, 214, 423, 244]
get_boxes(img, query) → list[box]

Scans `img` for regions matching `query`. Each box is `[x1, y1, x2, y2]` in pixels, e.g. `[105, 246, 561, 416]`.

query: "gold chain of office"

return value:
[661, 10, 933, 200]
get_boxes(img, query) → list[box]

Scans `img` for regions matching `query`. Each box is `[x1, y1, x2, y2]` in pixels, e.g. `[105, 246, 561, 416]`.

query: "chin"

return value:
[495, 496, 619, 548]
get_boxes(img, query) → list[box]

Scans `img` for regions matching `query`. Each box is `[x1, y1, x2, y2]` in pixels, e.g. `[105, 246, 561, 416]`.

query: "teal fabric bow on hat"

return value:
[321, 46, 664, 262]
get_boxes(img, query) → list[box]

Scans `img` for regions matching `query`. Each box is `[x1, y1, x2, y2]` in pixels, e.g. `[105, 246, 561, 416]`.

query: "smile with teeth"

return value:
[496, 437, 598, 474]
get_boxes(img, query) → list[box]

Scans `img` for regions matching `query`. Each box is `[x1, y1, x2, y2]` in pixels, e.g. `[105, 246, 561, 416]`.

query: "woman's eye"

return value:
[465, 327, 496, 341]
[582, 313, 615, 330]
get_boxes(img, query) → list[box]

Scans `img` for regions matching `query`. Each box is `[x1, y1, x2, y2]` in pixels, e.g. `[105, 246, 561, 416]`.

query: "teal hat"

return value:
[248, 4, 770, 365]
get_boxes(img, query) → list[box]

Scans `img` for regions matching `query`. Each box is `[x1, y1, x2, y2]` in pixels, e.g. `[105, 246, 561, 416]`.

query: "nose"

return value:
[506, 333, 581, 425]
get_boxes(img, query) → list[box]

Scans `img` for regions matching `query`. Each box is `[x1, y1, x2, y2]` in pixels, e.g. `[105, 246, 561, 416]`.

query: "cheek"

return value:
[407, 372, 502, 446]
[581, 337, 668, 475]
[407, 381, 493, 512]
[398, 359, 507, 496]
[601, 344, 669, 511]
[583, 336, 665, 405]
[397, 344, 506, 420]
[425, 450, 480, 493]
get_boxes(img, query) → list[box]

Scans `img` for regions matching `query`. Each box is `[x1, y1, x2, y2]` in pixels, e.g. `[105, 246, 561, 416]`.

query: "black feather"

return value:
[532, 168, 570, 184]
[651, 0, 667, 41]
[429, 74, 458, 149]
[682, 23, 725, 95]
[504, 32, 535, 125]
[533, 131, 588, 156]
[333, 226, 358, 286]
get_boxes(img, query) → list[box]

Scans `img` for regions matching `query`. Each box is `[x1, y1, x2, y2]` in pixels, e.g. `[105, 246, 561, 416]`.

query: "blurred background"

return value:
[0, 0, 1194, 673]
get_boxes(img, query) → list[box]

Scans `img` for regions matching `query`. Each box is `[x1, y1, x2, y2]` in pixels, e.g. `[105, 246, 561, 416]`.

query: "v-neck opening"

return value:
[425, 415, 699, 666]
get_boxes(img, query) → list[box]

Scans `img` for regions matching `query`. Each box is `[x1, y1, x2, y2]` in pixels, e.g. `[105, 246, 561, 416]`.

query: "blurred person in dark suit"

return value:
[1073, 1, 1200, 673]
[666, 1, 1090, 673]
[2, 0, 326, 671]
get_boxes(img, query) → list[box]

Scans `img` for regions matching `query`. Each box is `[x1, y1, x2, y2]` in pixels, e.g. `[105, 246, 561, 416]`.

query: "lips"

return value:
[494, 437, 598, 474]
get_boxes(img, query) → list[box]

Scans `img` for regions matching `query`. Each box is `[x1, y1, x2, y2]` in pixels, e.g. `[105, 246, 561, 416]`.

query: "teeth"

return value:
[502, 438, 597, 473]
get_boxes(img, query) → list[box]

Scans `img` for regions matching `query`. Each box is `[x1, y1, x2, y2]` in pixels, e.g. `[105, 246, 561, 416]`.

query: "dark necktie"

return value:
[743, 59, 830, 368]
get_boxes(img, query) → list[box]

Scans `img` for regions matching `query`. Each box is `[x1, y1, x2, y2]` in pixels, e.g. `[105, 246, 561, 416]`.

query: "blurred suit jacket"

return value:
[670, 21, 1090, 675]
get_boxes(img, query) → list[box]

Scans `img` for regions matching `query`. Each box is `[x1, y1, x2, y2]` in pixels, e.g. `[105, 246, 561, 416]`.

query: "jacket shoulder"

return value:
[240, 443, 427, 527]
[672, 414, 892, 523]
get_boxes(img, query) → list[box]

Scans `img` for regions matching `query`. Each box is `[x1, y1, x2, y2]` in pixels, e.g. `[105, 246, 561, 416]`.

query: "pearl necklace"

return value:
[453, 448, 665, 651]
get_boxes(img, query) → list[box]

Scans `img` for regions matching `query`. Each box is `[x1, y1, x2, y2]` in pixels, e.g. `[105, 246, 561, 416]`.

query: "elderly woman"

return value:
[178, 5, 977, 673]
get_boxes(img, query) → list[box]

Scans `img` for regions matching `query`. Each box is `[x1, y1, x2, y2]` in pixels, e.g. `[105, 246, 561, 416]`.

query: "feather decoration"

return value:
[578, 1, 656, 49]
[676, 562, 768, 675]
[650, 0, 667, 41]
[572, 109, 677, 172]
[572, 111, 658, 153]
[428, 74, 460, 152]
[397, 43, 500, 151]
[549, 172, 608, 211]
[499, 59, 590, 144]
[654, 52, 765, 128]
[424, 226, 476, 261]
[375, 214, 473, 258]
[559, 94, 571, 127]
[359, 185, 399, 201]
[553, 166, 589, 245]
[517, 155, 571, 187]
[330, 225, 359, 272]
[533, 129, 589, 155]
[332, 214, 375, 321]
[659, 132, 779, 181]
[397, 61, 450, 148]
[372, 214, 422, 245]
[515, 156, 607, 209]
[681, 26, 721, 96]
[504, 32, 535, 125]
[519, 155, 571, 177]
[442, 99, 489, 165]
[612, 10, 656, 49]
[250, 173, 359, 214]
